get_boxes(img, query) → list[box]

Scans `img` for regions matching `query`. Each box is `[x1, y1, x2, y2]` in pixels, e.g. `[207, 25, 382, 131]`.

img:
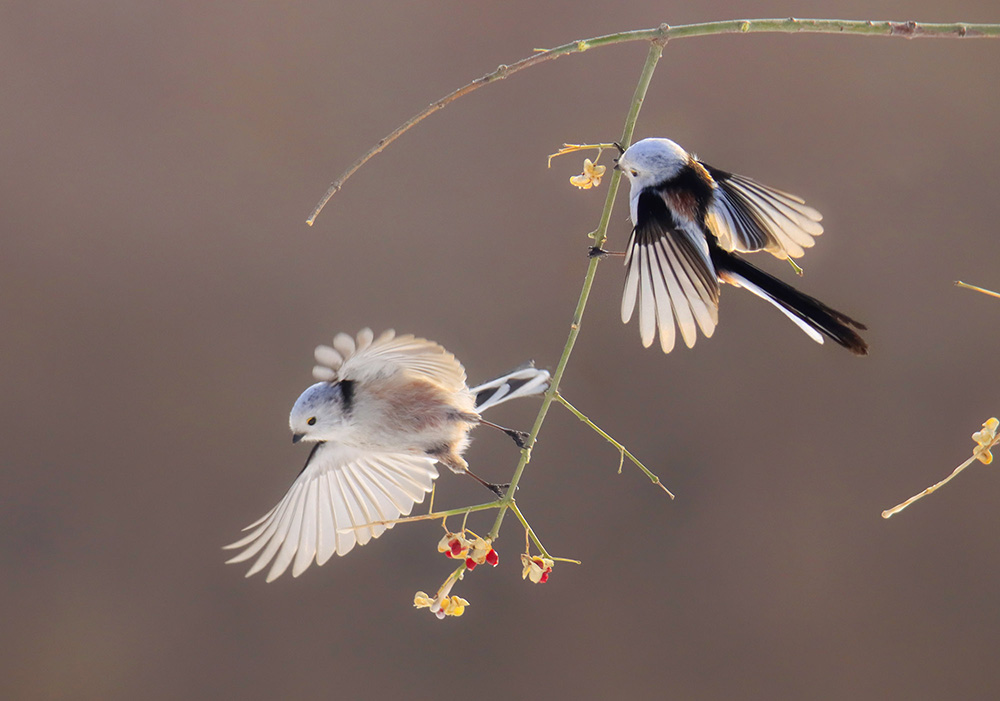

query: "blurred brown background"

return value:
[3, 1, 1000, 699]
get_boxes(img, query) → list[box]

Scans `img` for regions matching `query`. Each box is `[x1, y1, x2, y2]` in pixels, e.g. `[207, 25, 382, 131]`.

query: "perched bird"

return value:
[225, 328, 549, 581]
[608, 137, 868, 355]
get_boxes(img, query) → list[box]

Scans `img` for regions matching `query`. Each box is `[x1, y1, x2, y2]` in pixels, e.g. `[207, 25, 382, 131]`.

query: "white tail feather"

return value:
[725, 272, 825, 345]
[470, 365, 550, 413]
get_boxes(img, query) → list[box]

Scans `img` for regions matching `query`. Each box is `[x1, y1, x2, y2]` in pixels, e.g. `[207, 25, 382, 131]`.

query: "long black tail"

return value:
[711, 248, 868, 355]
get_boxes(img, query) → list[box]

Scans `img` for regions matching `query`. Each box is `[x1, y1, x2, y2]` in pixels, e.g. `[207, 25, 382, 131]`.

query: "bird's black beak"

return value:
[292, 433, 304, 444]
[612, 141, 625, 155]
[613, 161, 620, 171]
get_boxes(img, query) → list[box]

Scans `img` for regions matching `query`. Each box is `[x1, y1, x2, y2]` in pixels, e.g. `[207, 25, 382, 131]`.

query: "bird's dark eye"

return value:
[307, 417, 317, 426]
[630, 169, 638, 177]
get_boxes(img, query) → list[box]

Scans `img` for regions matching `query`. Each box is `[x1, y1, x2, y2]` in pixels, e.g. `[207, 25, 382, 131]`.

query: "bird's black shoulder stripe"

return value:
[338, 379, 356, 412]
[647, 164, 716, 223]
[667, 163, 716, 199]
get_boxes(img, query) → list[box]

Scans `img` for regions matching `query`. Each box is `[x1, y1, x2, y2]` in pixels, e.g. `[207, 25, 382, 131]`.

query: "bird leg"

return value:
[428, 443, 511, 497]
[477, 418, 530, 449]
[463, 469, 510, 498]
[589, 246, 626, 259]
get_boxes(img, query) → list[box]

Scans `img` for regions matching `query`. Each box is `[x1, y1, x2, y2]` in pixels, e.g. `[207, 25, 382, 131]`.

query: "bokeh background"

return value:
[4, 1, 1000, 699]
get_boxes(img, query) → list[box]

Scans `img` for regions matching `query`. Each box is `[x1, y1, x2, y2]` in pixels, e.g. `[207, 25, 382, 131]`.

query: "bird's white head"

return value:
[289, 381, 353, 443]
[617, 138, 690, 191]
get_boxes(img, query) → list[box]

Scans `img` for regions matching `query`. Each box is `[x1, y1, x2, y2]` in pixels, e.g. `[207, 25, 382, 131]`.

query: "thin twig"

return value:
[307, 18, 1000, 225]
[883, 421, 1000, 518]
[955, 280, 1000, 299]
[882, 455, 979, 518]
[508, 501, 551, 559]
[555, 392, 675, 498]
[509, 502, 582, 564]
[336, 500, 501, 532]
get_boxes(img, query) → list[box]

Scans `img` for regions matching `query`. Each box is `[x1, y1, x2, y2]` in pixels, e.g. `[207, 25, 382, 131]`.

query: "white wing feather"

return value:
[623, 192, 720, 354]
[224, 443, 439, 581]
[705, 170, 823, 260]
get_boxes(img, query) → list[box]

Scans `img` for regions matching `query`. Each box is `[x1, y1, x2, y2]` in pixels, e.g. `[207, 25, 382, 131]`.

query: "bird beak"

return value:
[292, 433, 304, 444]
[613, 161, 620, 171]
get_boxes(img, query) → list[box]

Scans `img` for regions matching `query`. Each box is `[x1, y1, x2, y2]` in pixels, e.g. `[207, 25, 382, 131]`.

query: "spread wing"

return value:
[622, 190, 720, 353]
[311, 328, 467, 392]
[224, 443, 439, 581]
[702, 163, 823, 260]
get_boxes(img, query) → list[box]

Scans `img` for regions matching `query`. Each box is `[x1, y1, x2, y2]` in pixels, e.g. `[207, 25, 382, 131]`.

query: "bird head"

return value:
[617, 138, 689, 190]
[289, 381, 353, 443]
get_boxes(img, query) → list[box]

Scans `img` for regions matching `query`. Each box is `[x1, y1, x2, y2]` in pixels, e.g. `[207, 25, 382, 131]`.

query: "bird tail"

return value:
[712, 249, 869, 355]
[471, 363, 551, 412]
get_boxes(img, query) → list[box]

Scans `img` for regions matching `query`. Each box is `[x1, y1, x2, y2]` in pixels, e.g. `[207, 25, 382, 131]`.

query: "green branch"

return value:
[306, 17, 1000, 225]
[487, 39, 666, 541]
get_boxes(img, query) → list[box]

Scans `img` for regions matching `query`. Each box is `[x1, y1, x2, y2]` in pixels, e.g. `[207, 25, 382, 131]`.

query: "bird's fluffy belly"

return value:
[346, 376, 477, 453]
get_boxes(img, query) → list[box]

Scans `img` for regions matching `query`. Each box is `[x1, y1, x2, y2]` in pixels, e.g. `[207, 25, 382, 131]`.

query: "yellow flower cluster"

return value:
[570, 158, 606, 189]
[972, 417, 999, 464]
[413, 590, 469, 618]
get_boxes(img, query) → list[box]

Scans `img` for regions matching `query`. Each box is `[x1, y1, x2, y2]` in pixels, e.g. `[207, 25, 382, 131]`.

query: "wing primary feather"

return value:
[225, 484, 299, 559]
[330, 470, 357, 555]
[648, 240, 676, 353]
[621, 230, 640, 323]
[292, 479, 320, 577]
[343, 462, 388, 538]
[660, 232, 717, 336]
[654, 238, 698, 348]
[638, 243, 656, 347]
[315, 472, 338, 565]
[243, 484, 302, 578]
[265, 482, 309, 582]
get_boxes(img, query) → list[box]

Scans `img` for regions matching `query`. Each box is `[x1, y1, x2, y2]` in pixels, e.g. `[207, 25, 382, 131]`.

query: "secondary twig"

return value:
[555, 392, 675, 498]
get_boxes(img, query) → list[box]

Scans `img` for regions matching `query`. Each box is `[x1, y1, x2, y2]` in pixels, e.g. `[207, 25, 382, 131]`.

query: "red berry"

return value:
[539, 571, 549, 584]
[485, 549, 499, 566]
[465, 559, 477, 570]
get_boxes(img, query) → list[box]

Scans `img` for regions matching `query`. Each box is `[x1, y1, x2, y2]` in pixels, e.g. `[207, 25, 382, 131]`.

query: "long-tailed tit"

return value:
[608, 137, 868, 355]
[225, 328, 549, 581]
